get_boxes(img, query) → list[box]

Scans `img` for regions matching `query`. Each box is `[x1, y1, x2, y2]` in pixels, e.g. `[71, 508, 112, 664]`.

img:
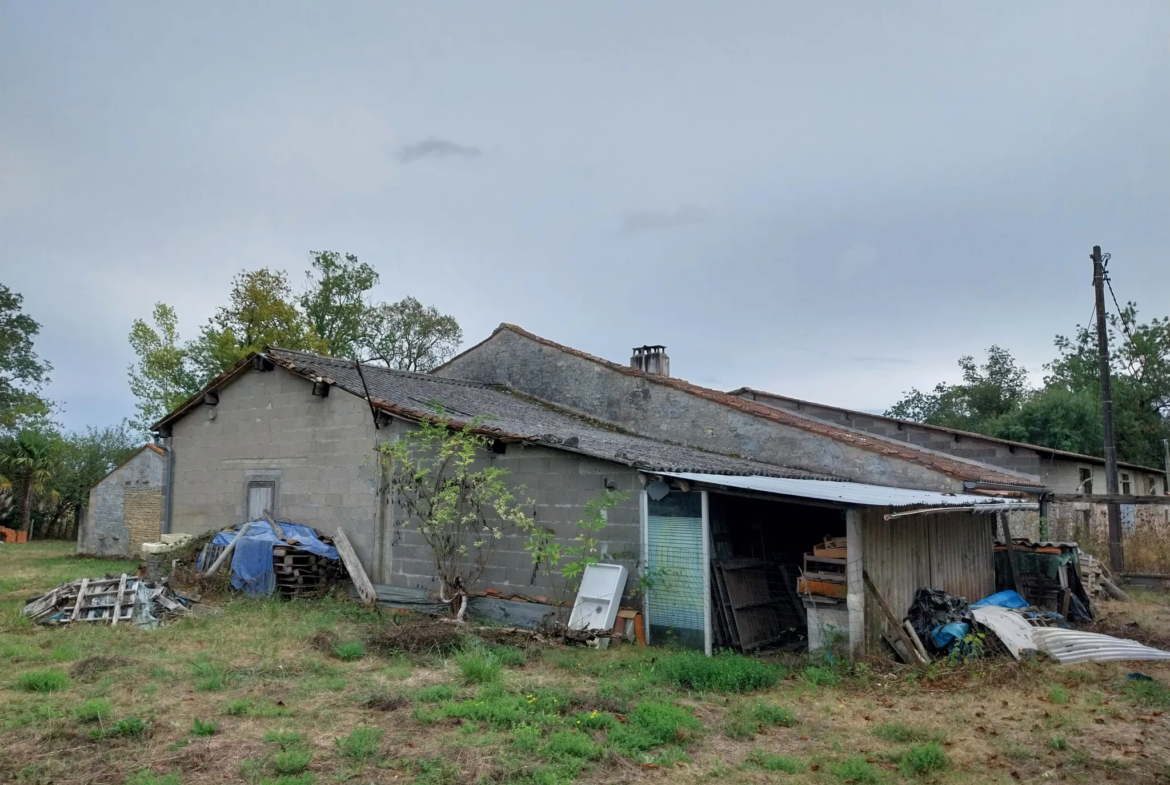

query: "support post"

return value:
[701, 491, 712, 657]
[846, 509, 865, 659]
[999, 513, 1024, 598]
[639, 489, 650, 646]
[1092, 245, 1124, 571]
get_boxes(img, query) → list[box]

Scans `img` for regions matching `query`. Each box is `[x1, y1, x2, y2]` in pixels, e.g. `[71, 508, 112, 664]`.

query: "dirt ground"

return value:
[3, 540, 1170, 785]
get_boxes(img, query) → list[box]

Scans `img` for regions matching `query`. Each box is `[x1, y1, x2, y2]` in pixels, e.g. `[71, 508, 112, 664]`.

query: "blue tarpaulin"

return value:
[971, 590, 1030, 609]
[931, 622, 971, 650]
[200, 521, 339, 596]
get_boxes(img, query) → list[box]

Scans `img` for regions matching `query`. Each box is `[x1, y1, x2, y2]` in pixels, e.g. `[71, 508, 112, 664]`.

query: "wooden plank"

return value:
[797, 578, 848, 598]
[999, 514, 1025, 598]
[264, 513, 285, 540]
[862, 569, 925, 664]
[813, 546, 848, 559]
[70, 579, 90, 623]
[333, 527, 376, 606]
[205, 522, 252, 576]
[111, 573, 127, 626]
[902, 620, 932, 663]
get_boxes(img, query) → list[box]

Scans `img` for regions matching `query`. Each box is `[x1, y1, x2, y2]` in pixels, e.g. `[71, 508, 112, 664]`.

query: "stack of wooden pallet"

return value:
[796, 537, 848, 600]
[711, 558, 806, 651]
[22, 574, 190, 626]
[274, 544, 343, 598]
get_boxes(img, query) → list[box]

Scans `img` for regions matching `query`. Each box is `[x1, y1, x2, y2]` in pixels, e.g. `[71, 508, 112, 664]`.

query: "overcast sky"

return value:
[3, 2, 1167, 433]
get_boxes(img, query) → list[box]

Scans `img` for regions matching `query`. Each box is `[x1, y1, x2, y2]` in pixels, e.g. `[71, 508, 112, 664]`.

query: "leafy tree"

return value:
[41, 423, 139, 540]
[989, 387, 1102, 456]
[127, 303, 201, 431]
[362, 296, 463, 372]
[886, 346, 1029, 432]
[381, 411, 532, 621]
[187, 268, 328, 379]
[0, 430, 58, 536]
[300, 251, 380, 358]
[0, 284, 52, 434]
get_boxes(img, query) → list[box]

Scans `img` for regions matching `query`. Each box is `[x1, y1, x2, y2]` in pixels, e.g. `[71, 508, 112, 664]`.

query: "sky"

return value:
[2, 2, 1168, 432]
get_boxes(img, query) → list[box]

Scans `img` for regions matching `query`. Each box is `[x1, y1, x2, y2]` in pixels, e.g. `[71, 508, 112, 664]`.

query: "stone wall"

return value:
[1047, 501, 1170, 573]
[124, 487, 164, 555]
[438, 329, 969, 493]
[78, 447, 165, 557]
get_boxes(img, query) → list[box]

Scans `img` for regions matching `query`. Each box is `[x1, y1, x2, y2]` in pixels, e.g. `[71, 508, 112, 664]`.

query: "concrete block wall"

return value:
[387, 438, 643, 603]
[438, 329, 967, 493]
[78, 447, 165, 557]
[168, 366, 383, 572]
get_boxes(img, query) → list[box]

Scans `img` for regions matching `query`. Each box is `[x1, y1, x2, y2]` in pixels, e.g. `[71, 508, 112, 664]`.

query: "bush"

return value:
[900, 742, 948, 776]
[456, 646, 502, 684]
[191, 719, 218, 736]
[828, 755, 878, 783]
[273, 749, 313, 774]
[332, 641, 365, 661]
[74, 698, 113, 722]
[746, 750, 802, 773]
[17, 670, 70, 692]
[415, 684, 457, 703]
[335, 727, 384, 760]
[658, 651, 780, 692]
[725, 700, 795, 739]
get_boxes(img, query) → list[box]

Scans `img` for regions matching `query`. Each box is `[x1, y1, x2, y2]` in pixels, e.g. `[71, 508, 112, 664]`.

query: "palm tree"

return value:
[0, 430, 57, 537]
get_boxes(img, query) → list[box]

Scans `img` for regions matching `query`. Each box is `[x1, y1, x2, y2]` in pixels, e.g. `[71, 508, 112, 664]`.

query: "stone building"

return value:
[77, 444, 166, 557]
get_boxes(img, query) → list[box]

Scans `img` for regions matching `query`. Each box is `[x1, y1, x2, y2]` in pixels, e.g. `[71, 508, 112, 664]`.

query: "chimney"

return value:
[631, 345, 670, 377]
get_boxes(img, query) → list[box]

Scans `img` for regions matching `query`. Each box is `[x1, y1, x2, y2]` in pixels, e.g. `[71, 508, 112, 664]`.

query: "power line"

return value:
[1101, 254, 1146, 377]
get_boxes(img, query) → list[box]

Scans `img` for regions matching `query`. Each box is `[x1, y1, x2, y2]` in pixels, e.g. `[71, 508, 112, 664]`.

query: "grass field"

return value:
[3, 541, 1170, 784]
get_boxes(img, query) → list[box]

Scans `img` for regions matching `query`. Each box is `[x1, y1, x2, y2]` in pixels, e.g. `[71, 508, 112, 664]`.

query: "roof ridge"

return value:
[266, 347, 495, 390]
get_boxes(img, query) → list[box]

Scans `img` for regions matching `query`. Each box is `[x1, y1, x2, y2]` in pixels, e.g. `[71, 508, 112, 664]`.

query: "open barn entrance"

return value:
[708, 493, 846, 651]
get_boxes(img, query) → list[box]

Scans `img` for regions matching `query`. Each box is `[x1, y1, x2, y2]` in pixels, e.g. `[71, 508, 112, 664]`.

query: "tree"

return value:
[127, 303, 201, 432]
[886, 346, 1029, 432]
[42, 422, 139, 540]
[0, 284, 52, 435]
[381, 412, 533, 620]
[300, 251, 380, 358]
[0, 429, 58, 536]
[187, 268, 328, 379]
[362, 297, 463, 372]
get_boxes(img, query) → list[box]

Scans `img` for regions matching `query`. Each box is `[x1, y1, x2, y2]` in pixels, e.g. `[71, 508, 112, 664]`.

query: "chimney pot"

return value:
[630, 345, 670, 377]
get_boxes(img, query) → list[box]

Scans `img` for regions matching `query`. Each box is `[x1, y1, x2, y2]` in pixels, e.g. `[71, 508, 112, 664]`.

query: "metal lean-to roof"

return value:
[658, 472, 1039, 509]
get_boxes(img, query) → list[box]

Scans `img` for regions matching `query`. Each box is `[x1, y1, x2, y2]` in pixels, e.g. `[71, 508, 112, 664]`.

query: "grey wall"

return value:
[79, 447, 165, 557]
[168, 365, 385, 572]
[438, 329, 967, 493]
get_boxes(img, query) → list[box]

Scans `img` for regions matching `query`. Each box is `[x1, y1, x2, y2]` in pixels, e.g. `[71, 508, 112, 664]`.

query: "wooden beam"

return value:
[862, 570, 925, 664]
[205, 522, 251, 576]
[70, 579, 89, 623]
[333, 527, 377, 607]
[1051, 493, 1170, 505]
[111, 573, 127, 626]
[999, 513, 1025, 597]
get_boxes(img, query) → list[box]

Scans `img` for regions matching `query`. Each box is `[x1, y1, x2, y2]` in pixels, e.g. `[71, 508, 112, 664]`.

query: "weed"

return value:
[543, 729, 600, 761]
[900, 742, 947, 776]
[124, 771, 180, 785]
[334, 726, 384, 759]
[609, 701, 702, 752]
[226, 699, 251, 716]
[191, 718, 218, 736]
[1049, 736, 1068, 751]
[191, 656, 230, 692]
[724, 700, 795, 739]
[16, 669, 70, 692]
[1125, 678, 1170, 708]
[657, 651, 780, 692]
[415, 684, 457, 703]
[413, 757, 460, 785]
[1003, 743, 1033, 761]
[513, 722, 543, 752]
[829, 755, 878, 783]
[872, 722, 944, 743]
[107, 717, 148, 737]
[264, 776, 316, 785]
[273, 749, 312, 774]
[802, 665, 842, 687]
[745, 749, 802, 773]
[74, 698, 112, 722]
[456, 645, 502, 684]
[264, 730, 304, 748]
[331, 641, 365, 661]
[1049, 685, 1070, 704]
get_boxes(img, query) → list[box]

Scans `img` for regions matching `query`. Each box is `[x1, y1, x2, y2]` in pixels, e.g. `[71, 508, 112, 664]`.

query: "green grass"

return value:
[829, 755, 878, 783]
[16, 669, 70, 692]
[1049, 736, 1068, 751]
[872, 722, 945, 743]
[104, 716, 149, 738]
[331, 640, 365, 661]
[191, 656, 231, 692]
[900, 742, 948, 776]
[745, 749, 803, 773]
[264, 730, 304, 747]
[801, 665, 842, 687]
[542, 728, 601, 762]
[724, 700, 795, 739]
[1126, 678, 1170, 708]
[74, 698, 113, 722]
[609, 701, 702, 753]
[273, 749, 313, 774]
[415, 684, 457, 703]
[334, 726, 384, 760]
[191, 718, 218, 736]
[657, 651, 781, 693]
[124, 771, 181, 785]
[456, 644, 503, 684]
[1049, 684, 1070, 704]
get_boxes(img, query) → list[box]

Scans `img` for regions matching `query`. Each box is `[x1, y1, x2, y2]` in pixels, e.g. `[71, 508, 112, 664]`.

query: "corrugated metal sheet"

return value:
[661, 473, 1037, 510]
[861, 509, 995, 652]
[1034, 628, 1170, 664]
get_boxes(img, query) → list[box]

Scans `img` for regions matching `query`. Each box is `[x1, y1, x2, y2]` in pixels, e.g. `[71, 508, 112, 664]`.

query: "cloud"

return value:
[396, 137, 483, 163]
[839, 243, 880, 272]
[620, 206, 708, 234]
[850, 356, 912, 365]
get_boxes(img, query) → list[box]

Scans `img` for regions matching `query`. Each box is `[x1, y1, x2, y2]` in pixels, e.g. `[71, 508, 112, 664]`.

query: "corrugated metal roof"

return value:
[1034, 628, 1170, 664]
[659, 472, 1039, 509]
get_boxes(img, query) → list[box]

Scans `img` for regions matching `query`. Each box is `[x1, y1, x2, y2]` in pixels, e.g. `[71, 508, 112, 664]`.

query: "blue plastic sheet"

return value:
[930, 622, 970, 650]
[971, 590, 1029, 609]
[203, 521, 339, 596]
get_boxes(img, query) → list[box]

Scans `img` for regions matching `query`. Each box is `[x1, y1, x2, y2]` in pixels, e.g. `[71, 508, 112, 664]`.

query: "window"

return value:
[247, 481, 275, 522]
[1078, 467, 1093, 495]
[1121, 473, 1131, 495]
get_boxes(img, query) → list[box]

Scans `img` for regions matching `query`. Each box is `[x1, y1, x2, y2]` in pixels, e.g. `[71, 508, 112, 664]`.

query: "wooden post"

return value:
[263, 512, 284, 540]
[862, 570, 925, 664]
[1092, 245, 1124, 572]
[333, 527, 377, 606]
[70, 578, 89, 623]
[999, 513, 1025, 598]
[111, 573, 127, 626]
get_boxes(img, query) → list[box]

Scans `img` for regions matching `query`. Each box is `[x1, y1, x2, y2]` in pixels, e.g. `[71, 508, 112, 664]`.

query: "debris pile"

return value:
[196, 519, 345, 598]
[23, 574, 193, 628]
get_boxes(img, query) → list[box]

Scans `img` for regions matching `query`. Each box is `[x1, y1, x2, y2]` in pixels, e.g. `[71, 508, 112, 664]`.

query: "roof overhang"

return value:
[656, 471, 1041, 512]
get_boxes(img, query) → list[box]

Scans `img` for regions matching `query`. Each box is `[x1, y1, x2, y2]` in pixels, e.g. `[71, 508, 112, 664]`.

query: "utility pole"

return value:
[1092, 245, 1124, 572]
[1163, 438, 1169, 496]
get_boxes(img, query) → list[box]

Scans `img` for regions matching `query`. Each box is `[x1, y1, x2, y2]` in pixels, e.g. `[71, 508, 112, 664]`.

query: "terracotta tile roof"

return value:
[476, 324, 1044, 489]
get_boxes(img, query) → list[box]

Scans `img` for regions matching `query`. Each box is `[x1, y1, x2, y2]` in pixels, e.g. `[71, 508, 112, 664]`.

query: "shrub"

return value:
[1049, 685, 1070, 704]
[872, 723, 944, 743]
[415, 684, 457, 703]
[829, 755, 878, 783]
[609, 701, 702, 752]
[658, 651, 780, 692]
[17, 670, 70, 692]
[455, 646, 502, 684]
[335, 726, 384, 760]
[725, 700, 795, 739]
[331, 641, 365, 661]
[191, 719, 218, 736]
[273, 749, 312, 774]
[74, 698, 113, 722]
[746, 750, 802, 773]
[900, 742, 948, 776]
[801, 665, 842, 687]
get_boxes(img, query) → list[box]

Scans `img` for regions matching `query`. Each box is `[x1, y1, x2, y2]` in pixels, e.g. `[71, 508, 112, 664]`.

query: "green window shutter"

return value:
[646, 492, 704, 647]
